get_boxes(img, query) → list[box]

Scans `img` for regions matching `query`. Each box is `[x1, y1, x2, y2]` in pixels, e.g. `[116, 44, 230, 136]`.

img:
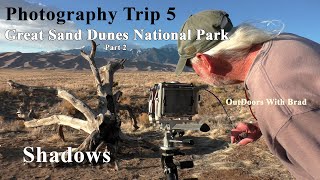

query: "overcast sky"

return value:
[0, 0, 319, 52]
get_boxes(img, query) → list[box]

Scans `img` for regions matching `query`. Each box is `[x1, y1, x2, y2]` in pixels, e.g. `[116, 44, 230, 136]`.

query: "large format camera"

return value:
[148, 82, 210, 180]
[149, 82, 199, 122]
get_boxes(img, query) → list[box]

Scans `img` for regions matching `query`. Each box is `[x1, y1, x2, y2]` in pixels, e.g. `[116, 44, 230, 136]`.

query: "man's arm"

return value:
[274, 109, 320, 179]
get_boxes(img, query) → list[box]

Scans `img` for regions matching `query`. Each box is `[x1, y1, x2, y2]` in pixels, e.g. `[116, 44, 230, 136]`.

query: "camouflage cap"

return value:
[175, 10, 233, 75]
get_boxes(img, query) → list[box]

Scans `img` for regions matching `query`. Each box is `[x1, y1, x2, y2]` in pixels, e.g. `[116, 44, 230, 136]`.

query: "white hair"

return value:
[191, 23, 277, 63]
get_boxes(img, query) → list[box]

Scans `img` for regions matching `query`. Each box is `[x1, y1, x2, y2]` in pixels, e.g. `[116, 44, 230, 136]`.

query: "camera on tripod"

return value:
[148, 82, 210, 180]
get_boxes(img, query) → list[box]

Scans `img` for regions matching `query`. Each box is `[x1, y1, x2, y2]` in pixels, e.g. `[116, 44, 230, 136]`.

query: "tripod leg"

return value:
[166, 166, 178, 180]
[161, 155, 178, 180]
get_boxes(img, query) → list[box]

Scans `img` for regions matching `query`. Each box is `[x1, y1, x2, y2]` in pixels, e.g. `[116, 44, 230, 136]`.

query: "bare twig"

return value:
[80, 41, 103, 97]
[7, 80, 57, 94]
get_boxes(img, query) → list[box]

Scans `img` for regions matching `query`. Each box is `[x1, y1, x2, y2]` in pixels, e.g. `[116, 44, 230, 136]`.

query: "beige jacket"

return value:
[245, 33, 320, 179]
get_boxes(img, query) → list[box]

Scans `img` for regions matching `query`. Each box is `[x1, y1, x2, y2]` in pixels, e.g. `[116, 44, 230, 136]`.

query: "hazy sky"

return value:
[0, 0, 319, 52]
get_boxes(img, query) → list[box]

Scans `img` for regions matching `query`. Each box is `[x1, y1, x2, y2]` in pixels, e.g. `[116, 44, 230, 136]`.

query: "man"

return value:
[175, 10, 320, 179]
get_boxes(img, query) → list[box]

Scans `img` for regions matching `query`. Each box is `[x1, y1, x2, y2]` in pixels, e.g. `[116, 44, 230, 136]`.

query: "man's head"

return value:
[176, 10, 274, 86]
[175, 10, 233, 76]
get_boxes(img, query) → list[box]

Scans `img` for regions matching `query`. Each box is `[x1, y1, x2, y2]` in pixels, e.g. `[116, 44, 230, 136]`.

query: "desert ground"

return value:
[0, 69, 293, 180]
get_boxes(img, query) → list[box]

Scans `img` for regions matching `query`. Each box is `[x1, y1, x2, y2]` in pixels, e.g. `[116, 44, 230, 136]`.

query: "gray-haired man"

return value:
[175, 10, 320, 179]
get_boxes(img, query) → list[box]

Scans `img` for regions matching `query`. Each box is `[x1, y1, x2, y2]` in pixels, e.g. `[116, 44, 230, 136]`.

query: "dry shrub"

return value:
[75, 87, 96, 100]
[86, 99, 98, 109]
[28, 127, 43, 139]
[120, 121, 134, 132]
[209, 128, 229, 139]
[120, 96, 131, 105]
[0, 86, 6, 92]
[46, 134, 63, 143]
[13, 120, 25, 130]
[58, 99, 77, 115]
[1, 120, 26, 132]
[137, 113, 150, 128]
[76, 89, 89, 100]
[0, 115, 5, 125]
[145, 81, 156, 87]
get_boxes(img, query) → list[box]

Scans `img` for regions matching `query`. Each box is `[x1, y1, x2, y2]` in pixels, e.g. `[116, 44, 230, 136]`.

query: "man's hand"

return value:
[231, 122, 262, 145]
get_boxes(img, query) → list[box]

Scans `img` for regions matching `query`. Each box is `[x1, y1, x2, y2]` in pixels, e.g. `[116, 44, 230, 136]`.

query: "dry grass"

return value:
[28, 127, 43, 139]
[137, 113, 150, 128]
[120, 96, 131, 105]
[204, 139, 293, 179]
[0, 119, 25, 133]
[58, 99, 78, 115]
[0, 115, 5, 125]
[46, 134, 64, 143]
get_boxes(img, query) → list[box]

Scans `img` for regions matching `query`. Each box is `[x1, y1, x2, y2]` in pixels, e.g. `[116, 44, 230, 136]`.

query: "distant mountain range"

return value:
[59, 44, 179, 64]
[0, 44, 186, 71]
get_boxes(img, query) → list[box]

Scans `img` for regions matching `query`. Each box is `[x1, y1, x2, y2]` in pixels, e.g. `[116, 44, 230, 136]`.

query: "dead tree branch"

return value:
[7, 41, 133, 168]
[80, 41, 104, 97]
[57, 89, 95, 122]
[23, 115, 94, 134]
[8, 80, 96, 125]
[7, 80, 57, 94]
[80, 41, 125, 118]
